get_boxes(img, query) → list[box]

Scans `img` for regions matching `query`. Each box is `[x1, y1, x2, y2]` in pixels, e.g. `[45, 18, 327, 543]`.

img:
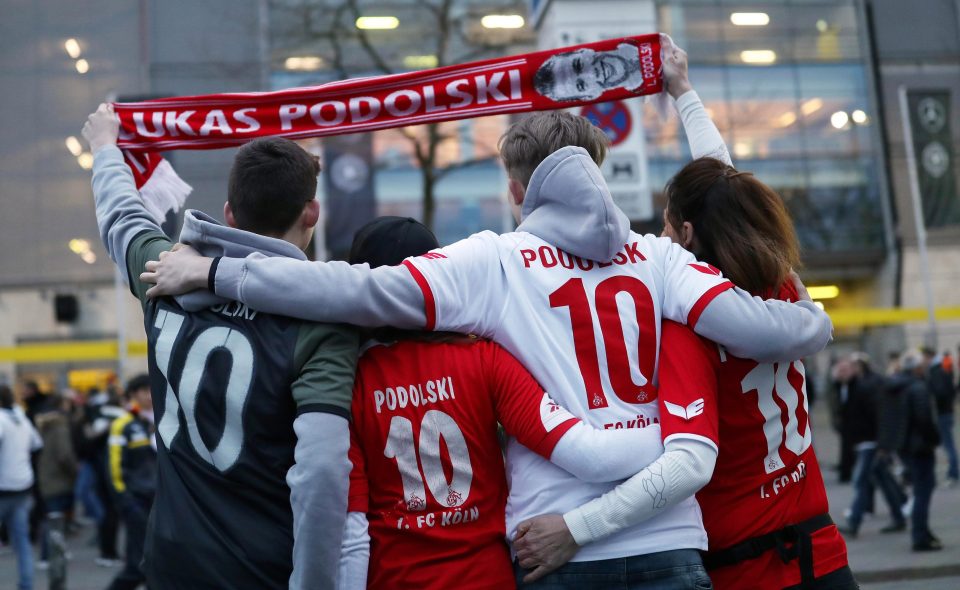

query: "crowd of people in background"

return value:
[0, 375, 156, 590]
[830, 346, 958, 552]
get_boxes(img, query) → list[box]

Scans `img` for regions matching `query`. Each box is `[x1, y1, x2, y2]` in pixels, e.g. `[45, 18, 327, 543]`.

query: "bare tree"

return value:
[272, 0, 529, 229]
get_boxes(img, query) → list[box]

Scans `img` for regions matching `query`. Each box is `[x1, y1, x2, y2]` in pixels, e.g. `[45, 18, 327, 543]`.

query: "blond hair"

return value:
[498, 111, 609, 187]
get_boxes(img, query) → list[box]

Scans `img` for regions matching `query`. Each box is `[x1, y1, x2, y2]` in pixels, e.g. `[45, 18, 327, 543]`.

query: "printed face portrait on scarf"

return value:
[533, 43, 645, 102]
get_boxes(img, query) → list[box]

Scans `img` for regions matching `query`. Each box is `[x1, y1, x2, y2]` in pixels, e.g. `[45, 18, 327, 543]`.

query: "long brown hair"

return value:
[665, 158, 800, 295]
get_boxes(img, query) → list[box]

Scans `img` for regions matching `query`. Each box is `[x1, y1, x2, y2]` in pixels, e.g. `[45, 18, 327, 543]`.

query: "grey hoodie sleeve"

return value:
[656, 238, 832, 362]
[676, 90, 732, 166]
[287, 412, 351, 590]
[694, 292, 832, 362]
[91, 145, 168, 269]
[215, 256, 428, 328]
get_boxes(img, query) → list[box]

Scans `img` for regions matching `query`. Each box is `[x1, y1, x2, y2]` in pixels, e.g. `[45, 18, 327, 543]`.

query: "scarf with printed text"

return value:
[114, 34, 663, 216]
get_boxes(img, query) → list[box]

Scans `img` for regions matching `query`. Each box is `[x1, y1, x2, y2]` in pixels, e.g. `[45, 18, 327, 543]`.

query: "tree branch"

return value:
[347, 0, 395, 75]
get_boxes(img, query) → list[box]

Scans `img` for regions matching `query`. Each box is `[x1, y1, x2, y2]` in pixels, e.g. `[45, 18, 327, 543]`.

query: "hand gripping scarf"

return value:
[114, 34, 663, 214]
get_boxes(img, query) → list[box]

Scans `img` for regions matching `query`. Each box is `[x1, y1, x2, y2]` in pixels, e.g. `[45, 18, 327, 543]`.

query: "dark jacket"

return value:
[882, 372, 940, 455]
[34, 409, 79, 498]
[878, 374, 909, 453]
[108, 410, 156, 505]
[846, 371, 884, 446]
[928, 362, 956, 416]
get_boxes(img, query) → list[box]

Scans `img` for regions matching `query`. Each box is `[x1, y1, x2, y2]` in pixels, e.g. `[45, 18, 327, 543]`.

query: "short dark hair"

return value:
[498, 110, 609, 188]
[125, 374, 151, 398]
[227, 137, 321, 236]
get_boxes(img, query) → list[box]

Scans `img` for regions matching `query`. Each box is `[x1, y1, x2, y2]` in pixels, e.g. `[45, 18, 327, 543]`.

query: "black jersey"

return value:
[127, 232, 357, 589]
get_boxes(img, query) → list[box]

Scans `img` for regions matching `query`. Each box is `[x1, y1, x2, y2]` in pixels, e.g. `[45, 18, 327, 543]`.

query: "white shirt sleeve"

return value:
[562, 438, 717, 545]
[548, 423, 664, 483]
[337, 512, 370, 590]
[675, 90, 732, 166]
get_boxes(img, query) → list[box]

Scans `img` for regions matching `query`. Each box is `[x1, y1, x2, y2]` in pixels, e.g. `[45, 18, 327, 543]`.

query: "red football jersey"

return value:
[348, 337, 578, 590]
[658, 286, 848, 590]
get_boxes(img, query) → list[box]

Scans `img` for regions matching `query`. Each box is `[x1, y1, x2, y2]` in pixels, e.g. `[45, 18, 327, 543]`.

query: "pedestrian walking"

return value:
[925, 348, 958, 485]
[839, 354, 907, 538]
[0, 384, 44, 590]
[106, 375, 156, 590]
[893, 350, 942, 551]
[35, 392, 78, 582]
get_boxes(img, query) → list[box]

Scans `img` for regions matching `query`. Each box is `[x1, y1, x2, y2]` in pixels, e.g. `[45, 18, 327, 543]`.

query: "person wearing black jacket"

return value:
[106, 375, 157, 590]
[82, 387, 125, 566]
[890, 350, 942, 551]
[829, 358, 857, 483]
[925, 349, 958, 485]
[840, 355, 907, 537]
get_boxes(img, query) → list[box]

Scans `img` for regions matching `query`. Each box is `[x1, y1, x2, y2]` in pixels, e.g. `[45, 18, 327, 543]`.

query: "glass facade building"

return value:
[651, 1, 887, 263]
[269, 0, 890, 264]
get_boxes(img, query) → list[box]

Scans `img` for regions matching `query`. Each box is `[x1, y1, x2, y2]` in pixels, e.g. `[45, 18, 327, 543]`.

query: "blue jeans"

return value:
[937, 413, 959, 481]
[907, 452, 936, 545]
[847, 447, 905, 531]
[40, 493, 74, 561]
[74, 461, 105, 523]
[514, 548, 712, 589]
[0, 491, 35, 590]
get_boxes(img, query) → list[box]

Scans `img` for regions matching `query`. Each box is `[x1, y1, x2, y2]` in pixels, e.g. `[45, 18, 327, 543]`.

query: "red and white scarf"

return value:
[114, 34, 663, 213]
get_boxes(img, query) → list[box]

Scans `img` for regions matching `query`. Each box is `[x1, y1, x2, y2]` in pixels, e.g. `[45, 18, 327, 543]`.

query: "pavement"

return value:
[2, 403, 958, 589]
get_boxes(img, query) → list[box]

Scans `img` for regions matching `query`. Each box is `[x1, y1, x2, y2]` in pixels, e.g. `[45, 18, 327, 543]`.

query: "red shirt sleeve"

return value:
[482, 342, 578, 459]
[347, 417, 369, 513]
[658, 320, 720, 451]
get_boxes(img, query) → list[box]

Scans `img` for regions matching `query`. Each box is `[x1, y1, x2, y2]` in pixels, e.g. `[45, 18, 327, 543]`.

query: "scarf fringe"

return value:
[140, 158, 193, 225]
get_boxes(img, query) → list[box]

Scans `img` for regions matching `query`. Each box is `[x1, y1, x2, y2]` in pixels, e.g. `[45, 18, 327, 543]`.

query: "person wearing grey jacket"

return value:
[83, 104, 357, 589]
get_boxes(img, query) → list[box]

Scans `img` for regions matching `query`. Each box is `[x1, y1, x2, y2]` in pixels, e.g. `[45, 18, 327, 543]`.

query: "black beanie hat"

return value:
[348, 216, 439, 268]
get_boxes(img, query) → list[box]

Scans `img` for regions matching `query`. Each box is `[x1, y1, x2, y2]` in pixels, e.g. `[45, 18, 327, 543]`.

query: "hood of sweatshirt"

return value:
[175, 209, 307, 312]
[516, 146, 630, 262]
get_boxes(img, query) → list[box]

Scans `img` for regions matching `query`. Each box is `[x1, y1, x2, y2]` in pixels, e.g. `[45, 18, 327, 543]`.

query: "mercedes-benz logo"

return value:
[917, 98, 946, 134]
[921, 141, 949, 178]
[330, 153, 370, 193]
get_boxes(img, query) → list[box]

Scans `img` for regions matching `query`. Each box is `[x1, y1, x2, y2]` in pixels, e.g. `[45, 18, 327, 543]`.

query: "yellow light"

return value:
[851, 109, 868, 124]
[801, 98, 823, 116]
[284, 56, 324, 71]
[75, 59, 89, 74]
[740, 50, 776, 64]
[355, 16, 399, 30]
[816, 19, 829, 33]
[775, 111, 797, 128]
[77, 152, 94, 169]
[68, 239, 90, 254]
[80, 251, 97, 265]
[481, 14, 525, 29]
[403, 55, 439, 69]
[64, 38, 81, 59]
[65, 136, 83, 156]
[733, 142, 752, 158]
[730, 12, 769, 26]
[808, 285, 840, 300]
[830, 111, 849, 129]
